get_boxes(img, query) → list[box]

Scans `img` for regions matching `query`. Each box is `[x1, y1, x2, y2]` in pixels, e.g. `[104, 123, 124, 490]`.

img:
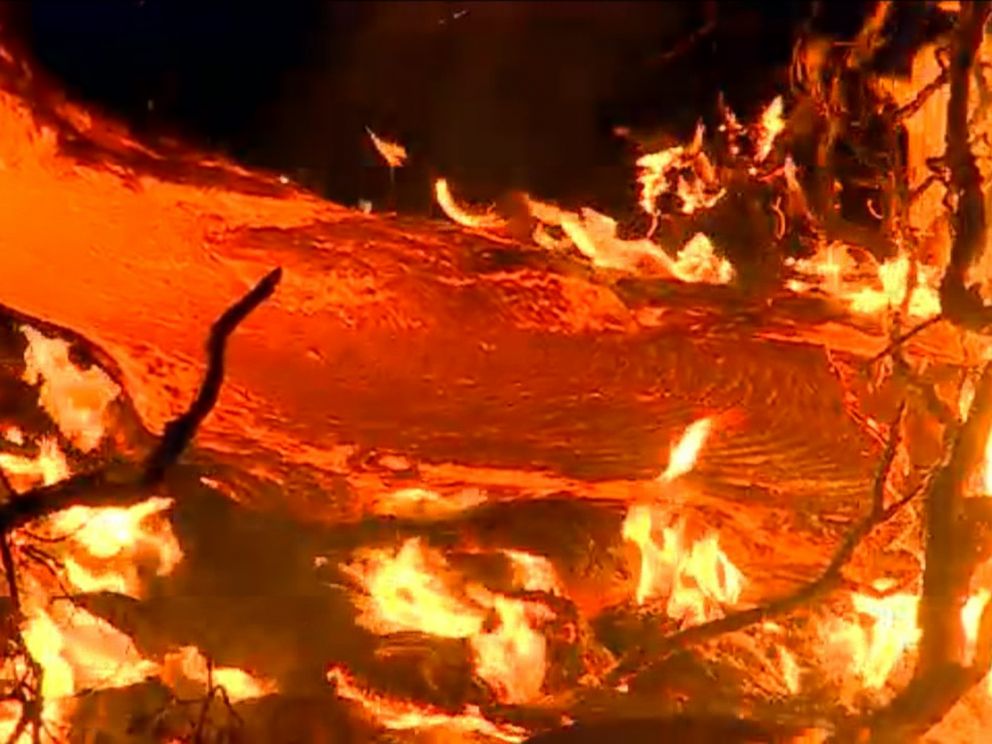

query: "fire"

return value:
[373, 486, 488, 520]
[786, 244, 941, 319]
[366, 127, 408, 168]
[623, 418, 745, 622]
[756, 96, 786, 163]
[659, 416, 712, 483]
[328, 666, 527, 742]
[843, 592, 921, 690]
[161, 646, 276, 703]
[0, 435, 69, 491]
[503, 549, 564, 595]
[434, 178, 507, 230]
[20, 325, 121, 453]
[45, 496, 183, 597]
[0, 423, 266, 737]
[343, 538, 485, 638]
[341, 538, 555, 703]
[622, 505, 745, 622]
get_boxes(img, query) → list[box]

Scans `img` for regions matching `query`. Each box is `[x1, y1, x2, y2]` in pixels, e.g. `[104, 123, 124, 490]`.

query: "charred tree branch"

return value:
[863, 358, 992, 741]
[0, 267, 282, 532]
[938, 1, 992, 330]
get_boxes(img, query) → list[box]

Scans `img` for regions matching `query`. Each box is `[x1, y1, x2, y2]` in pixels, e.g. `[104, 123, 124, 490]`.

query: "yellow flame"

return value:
[44, 496, 182, 598]
[328, 666, 527, 742]
[756, 96, 785, 163]
[622, 505, 744, 622]
[434, 179, 507, 230]
[660, 417, 712, 482]
[341, 538, 555, 703]
[0, 436, 69, 491]
[824, 592, 920, 692]
[162, 646, 277, 703]
[21, 325, 120, 452]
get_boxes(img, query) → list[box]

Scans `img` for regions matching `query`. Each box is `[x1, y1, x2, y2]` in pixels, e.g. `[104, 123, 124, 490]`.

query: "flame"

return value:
[434, 178, 507, 230]
[328, 666, 527, 742]
[502, 549, 564, 595]
[659, 417, 712, 482]
[21, 325, 121, 453]
[161, 646, 276, 702]
[43, 496, 183, 597]
[0, 427, 266, 738]
[373, 487, 487, 520]
[343, 538, 485, 638]
[823, 591, 920, 695]
[470, 592, 555, 704]
[342, 538, 554, 703]
[21, 601, 159, 698]
[634, 123, 727, 218]
[787, 244, 941, 319]
[756, 96, 785, 163]
[622, 505, 745, 622]
[623, 418, 743, 621]
[366, 128, 408, 168]
[0, 435, 70, 491]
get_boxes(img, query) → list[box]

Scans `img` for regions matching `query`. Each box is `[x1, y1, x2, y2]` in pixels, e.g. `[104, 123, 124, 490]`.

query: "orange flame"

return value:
[328, 666, 527, 742]
[366, 127, 408, 168]
[623, 418, 744, 620]
[0, 435, 70, 491]
[341, 538, 555, 702]
[756, 96, 785, 163]
[434, 178, 507, 230]
[21, 325, 121, 453]
[161, 646, 277, 702]
[659, 417, 712, 482]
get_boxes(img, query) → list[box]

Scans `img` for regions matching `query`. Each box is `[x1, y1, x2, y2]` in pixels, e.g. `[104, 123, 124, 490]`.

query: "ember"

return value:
[5, 2, 992, 742]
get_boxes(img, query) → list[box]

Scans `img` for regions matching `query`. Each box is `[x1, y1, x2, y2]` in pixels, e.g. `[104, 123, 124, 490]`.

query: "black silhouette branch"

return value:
[938, 1, 992, 330]
[0, 267, 282, 532]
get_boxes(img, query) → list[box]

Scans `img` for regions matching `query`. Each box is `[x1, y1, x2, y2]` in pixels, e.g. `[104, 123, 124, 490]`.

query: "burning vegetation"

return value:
[6, 2, 992, 742]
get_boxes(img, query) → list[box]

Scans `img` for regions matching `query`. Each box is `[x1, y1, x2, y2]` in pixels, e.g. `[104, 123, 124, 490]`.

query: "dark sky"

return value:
[6, 1, 872, 215]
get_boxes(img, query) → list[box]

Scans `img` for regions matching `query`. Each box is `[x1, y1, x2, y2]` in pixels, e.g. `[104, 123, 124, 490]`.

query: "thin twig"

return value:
[864, 315, 943, 365]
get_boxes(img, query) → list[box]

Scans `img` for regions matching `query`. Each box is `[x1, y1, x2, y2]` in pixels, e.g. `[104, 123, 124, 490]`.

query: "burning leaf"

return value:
[21, 325, 121, 452]
[366, 127, 408, 168]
